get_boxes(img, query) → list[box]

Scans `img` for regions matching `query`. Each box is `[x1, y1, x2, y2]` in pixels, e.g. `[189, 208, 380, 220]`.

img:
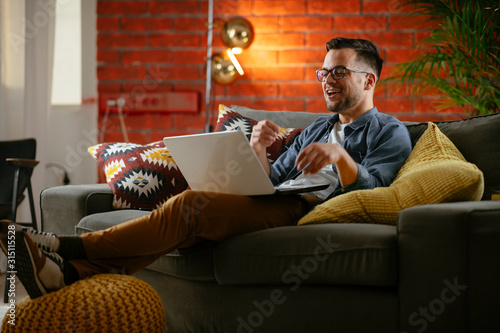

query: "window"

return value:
[51, 0, 81, 105]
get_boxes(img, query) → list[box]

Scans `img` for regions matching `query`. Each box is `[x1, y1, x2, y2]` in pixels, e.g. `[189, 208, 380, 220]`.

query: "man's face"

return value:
[321, 49, 368, 114]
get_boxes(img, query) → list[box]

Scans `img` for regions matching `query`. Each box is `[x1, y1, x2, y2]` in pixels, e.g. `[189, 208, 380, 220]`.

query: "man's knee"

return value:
[169, 190, 215, 208]
[165, 190, 218, 224]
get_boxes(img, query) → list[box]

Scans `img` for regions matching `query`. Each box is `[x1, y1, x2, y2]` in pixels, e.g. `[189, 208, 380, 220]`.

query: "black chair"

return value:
[0, 138, 38, 303]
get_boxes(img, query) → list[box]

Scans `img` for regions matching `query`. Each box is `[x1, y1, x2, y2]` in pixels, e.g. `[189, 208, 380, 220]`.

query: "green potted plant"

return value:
[383, 0, 500, 116]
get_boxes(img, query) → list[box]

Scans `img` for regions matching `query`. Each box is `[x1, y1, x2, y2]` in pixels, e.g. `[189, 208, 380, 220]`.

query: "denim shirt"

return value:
[269, 107, 412, 200]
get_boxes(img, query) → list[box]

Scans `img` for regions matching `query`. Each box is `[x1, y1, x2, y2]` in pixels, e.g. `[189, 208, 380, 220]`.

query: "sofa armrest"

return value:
[85, 192, 114, 216]
[40, 184, 112, 235]
[398, 201, 500, 333]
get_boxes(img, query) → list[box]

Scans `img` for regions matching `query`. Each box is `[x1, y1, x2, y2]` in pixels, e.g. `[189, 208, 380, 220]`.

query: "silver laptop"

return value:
[163, 131, 328, 196]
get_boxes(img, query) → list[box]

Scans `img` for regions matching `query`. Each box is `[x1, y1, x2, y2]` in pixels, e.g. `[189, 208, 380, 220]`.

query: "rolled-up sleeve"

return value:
[331, 121, 412, 197]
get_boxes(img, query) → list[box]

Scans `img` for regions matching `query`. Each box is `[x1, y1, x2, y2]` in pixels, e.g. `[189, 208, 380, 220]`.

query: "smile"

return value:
[326, 88, 341, 97]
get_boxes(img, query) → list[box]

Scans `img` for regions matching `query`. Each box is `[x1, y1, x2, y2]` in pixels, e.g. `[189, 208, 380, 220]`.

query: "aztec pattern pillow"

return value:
[88, 141, 189, 210]
[298, 122, 484, 225]
[215, 104, 303, 163]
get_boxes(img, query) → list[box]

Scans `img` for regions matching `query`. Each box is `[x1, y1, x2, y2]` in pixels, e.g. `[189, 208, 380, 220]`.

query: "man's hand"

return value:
[250, 120, 281, 176]
[250, 120, 281, 151]
[296, 143, 358, 187]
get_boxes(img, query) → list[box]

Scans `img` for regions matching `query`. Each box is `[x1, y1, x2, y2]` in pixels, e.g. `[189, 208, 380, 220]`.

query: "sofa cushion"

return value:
[88, 141, 189, 210]
[76, 210, 217, 282]
[145, 242, 217, 282]
[297, 122, 484, 225]
[214, 224, 397, 287]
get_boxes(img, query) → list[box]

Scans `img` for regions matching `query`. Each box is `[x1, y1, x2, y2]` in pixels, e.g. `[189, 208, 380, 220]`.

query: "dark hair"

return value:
[326, 37, 383, 82]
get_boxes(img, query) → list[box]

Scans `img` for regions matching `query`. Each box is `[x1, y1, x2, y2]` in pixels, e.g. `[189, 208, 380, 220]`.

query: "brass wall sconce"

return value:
[221, 17, 254, 51]
[212, 52, 240, 85]
[212, 17, 254, 85]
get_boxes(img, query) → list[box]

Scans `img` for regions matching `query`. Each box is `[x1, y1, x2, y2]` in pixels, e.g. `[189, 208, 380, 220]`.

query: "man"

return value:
[1, 37, 412, 299]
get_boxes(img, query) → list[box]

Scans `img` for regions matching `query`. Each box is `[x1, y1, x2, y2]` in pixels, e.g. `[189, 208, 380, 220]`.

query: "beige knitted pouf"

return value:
[2, 274, 166, 332]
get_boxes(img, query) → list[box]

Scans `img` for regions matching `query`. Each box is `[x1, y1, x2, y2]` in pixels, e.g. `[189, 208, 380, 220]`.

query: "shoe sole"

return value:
[14, 231, 47, 299]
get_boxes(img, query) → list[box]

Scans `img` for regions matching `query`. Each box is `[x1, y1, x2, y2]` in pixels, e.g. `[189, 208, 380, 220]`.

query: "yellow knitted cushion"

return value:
[2, 274, 166, 333]
[298, 122, 484, 225]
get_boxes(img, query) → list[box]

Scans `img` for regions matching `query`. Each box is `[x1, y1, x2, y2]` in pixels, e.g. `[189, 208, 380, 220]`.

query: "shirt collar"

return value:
[326, 107, 378, 130]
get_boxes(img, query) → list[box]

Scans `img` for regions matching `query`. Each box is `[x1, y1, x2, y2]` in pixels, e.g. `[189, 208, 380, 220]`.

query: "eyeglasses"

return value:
[316, 66, 371, 82]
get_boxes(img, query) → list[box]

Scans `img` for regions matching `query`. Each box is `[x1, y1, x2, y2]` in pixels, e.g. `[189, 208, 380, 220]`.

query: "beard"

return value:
[325, 80, 364, 114]
[326, 96, 357, 113]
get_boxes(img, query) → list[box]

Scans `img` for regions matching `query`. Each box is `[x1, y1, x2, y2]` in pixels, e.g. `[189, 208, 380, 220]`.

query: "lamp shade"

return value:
[221, 17, 254, 50]
[211, 53, 238, 85]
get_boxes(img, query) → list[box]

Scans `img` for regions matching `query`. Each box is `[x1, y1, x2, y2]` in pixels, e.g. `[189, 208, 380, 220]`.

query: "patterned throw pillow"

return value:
[215, 104, 303, 163]
[88, 141, 189, 210]
[298, 122, 484, 225]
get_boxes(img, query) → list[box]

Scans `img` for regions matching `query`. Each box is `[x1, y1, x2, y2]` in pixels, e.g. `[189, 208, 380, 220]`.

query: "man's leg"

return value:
[5, 190, 320, 298]
[71, 190, 320, 278]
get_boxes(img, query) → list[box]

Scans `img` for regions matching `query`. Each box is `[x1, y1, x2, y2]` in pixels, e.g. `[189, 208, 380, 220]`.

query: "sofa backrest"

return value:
[231, 105, 500, 201]
[231, 105, 329, 129]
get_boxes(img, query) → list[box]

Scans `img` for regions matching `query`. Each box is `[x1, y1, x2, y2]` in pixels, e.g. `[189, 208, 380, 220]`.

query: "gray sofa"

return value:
[40, 107, 500, 333]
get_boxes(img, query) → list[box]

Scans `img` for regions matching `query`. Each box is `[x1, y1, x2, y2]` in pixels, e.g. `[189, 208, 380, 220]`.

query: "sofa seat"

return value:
[214, 223, 397, 287]
[76, 211, 397, 288]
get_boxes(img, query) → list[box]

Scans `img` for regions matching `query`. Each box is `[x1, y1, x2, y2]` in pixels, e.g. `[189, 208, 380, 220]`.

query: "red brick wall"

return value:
[97, 0, 466, 144]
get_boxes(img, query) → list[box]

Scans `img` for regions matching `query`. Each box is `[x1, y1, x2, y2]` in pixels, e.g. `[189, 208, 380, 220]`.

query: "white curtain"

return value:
[0, 0, 55, 226]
